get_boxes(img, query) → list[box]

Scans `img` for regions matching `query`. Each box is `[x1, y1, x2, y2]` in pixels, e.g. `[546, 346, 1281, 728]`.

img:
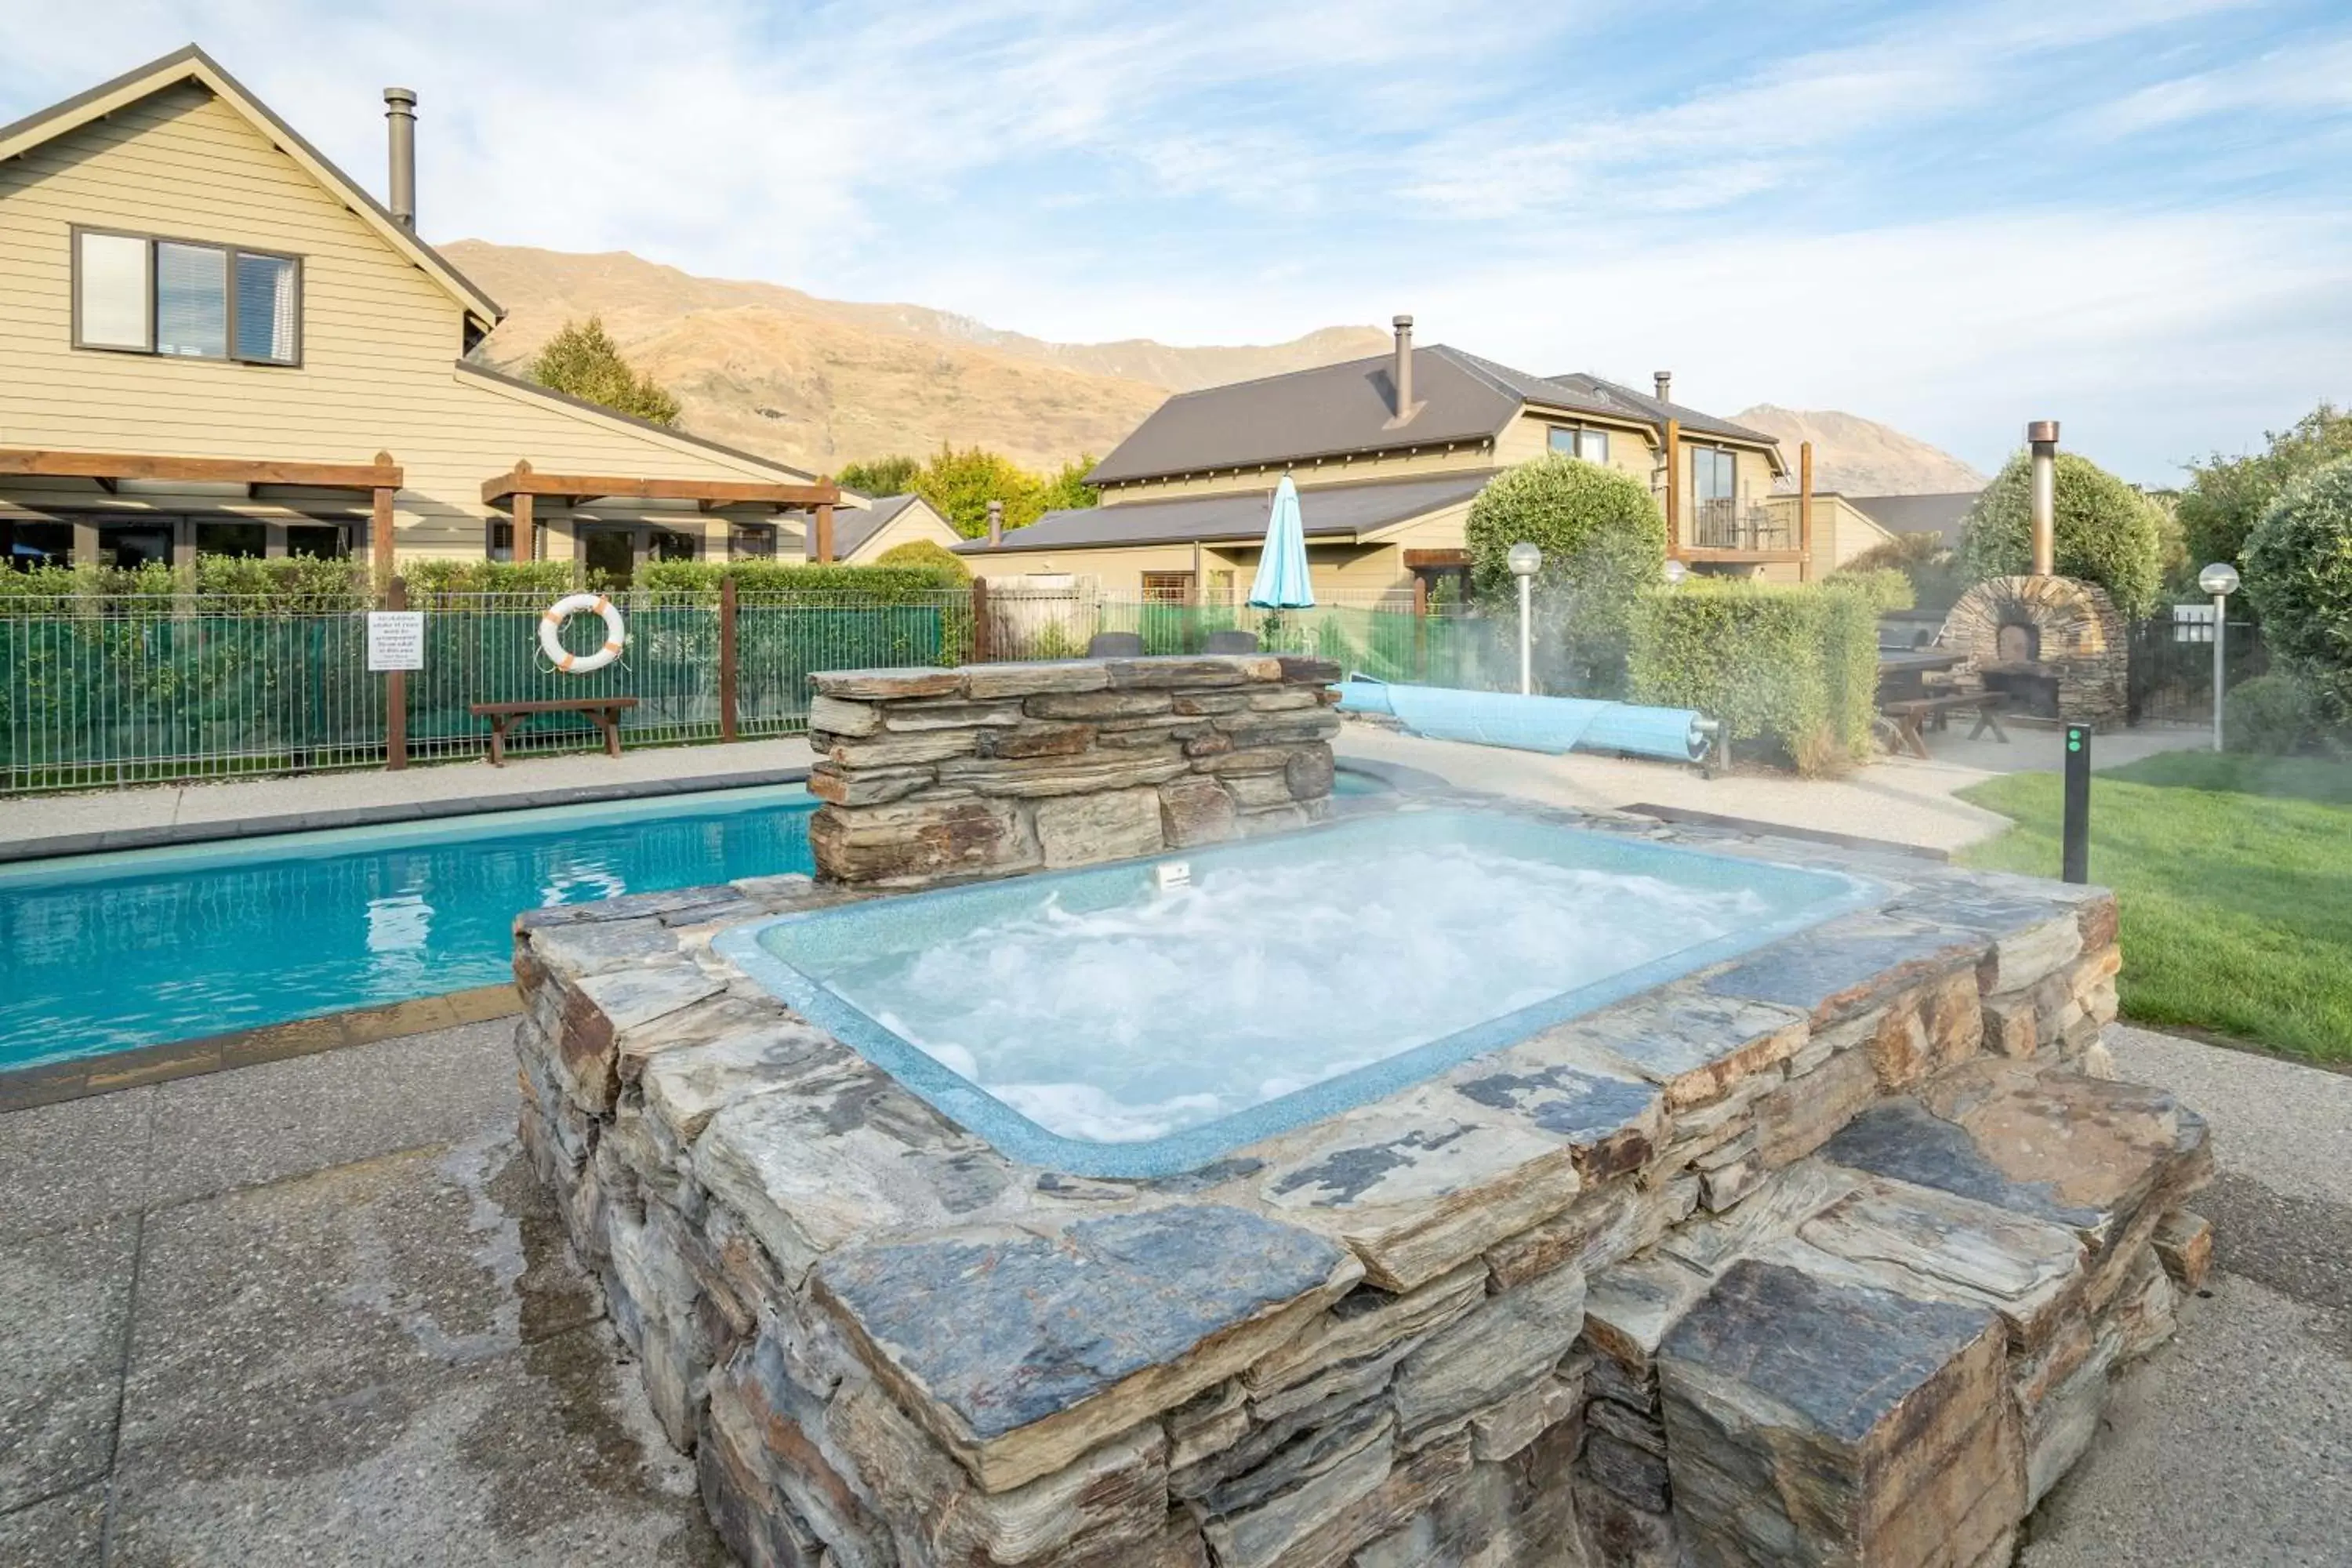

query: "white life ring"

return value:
[539, 593, 626, 674]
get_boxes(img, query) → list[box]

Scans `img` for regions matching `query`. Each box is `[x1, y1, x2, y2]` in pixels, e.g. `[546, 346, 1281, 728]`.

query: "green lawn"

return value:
[1956, 753, 2352, 1062]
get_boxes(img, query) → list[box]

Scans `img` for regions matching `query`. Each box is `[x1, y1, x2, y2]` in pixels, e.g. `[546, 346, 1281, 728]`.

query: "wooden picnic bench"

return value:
[468, 697, 640, 767]
[1881, 691, 2008, 760]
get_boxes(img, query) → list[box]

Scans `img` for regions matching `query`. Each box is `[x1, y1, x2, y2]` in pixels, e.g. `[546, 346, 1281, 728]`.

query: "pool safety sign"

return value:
[366, 611, 426, 672]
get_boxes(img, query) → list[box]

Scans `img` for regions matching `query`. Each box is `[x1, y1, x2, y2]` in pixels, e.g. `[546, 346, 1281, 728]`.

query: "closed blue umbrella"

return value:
[1247, 474, 1316, 608]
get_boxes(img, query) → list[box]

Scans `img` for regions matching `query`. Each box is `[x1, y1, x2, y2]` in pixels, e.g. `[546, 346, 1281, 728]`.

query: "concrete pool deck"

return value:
[1, 1017, 2339, 1565]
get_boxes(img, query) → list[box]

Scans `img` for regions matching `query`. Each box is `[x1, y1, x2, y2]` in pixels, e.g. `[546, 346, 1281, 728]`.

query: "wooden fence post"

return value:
[719, 575, 739, 742]
[971, 576, 993, 664]
[386, 574, 408, 772]
[1798, 440, 1815, 583]
[1412, 574, 1428, 681]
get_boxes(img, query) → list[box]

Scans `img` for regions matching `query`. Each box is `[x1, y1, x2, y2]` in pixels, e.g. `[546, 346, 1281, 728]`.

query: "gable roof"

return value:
[956, 471, 1496, 554]
[836, 493, 949, 557]
[455, 360, 822, 480]
[1846, 491, 1982, 546]
[1086, 342, 1780, 487]
[0, 45, 503, 333]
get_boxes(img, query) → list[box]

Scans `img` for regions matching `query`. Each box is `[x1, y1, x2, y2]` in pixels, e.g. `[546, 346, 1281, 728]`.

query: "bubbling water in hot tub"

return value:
[829, 843, 1773, 1143]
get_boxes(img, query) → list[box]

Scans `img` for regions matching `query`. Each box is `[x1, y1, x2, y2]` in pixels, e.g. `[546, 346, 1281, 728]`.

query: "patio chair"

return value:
[1086, 631, 1145, 657]
[1203, 630, 1261, 655]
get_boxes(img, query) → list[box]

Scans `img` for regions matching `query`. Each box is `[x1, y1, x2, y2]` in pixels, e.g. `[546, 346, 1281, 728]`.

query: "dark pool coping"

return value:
[1620, 803, 1951, 863]
[0, 767, 814, 866]
[0, 982, 524, 1112]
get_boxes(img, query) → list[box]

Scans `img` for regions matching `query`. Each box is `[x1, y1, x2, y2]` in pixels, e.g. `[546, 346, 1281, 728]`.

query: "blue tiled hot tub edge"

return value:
[712, 807, 1886, 1179]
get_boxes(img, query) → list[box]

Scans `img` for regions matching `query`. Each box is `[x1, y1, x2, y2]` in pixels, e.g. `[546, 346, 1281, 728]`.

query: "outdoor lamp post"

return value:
[2198, 561, 2241, 753]
[1508, 542, 1543, 695]
[1663, 558, 1690, 588]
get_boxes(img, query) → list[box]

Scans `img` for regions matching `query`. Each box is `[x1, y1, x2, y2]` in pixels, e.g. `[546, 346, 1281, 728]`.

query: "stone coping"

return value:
[0, 766, 812, 865]
[0, 982, 521, 1112]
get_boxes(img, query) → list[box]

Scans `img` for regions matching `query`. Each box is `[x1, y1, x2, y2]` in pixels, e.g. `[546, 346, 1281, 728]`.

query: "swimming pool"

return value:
[717, 808, 1880, 1178]
[0, 786, 815, 1070]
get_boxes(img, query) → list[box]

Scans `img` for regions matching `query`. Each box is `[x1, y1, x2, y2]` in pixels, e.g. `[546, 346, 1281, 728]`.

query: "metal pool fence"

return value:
[0, 581, 1512, 793]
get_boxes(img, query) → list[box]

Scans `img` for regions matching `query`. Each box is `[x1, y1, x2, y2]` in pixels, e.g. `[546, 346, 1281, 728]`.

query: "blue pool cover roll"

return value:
[1336, 677, 1708, 763]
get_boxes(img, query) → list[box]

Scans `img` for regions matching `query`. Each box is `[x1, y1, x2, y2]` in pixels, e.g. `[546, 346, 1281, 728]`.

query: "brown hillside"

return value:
[441, 242, 1387, 476]
[1733, 405, 1986, 497]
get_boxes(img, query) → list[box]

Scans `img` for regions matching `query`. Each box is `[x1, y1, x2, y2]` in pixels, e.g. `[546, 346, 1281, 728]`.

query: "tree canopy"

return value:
[830, 448, 1100, 538]
[1464, 454, 1666, 697]
[1958, 449, 2165, 621]
[2177, 404, 2352, 585]
[528, 317, 681, 426]
[2243, 456, 2352, 724]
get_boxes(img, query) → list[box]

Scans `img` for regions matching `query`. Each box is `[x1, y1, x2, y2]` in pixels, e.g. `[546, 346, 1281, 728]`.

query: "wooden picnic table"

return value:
[1882, 691, 2009, 760]
[468, 697, 640, 766]
[1875, 649, 1964, 706]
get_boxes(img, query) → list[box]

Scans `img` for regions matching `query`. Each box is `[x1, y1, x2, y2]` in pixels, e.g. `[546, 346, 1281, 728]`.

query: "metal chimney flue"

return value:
[1390, 315, 1414, 422]
[1653, 370, 1673, 404]
[986, 499, 1004, 548]
[383, 88, 417, 230]
[2027, 419, 2060, 577]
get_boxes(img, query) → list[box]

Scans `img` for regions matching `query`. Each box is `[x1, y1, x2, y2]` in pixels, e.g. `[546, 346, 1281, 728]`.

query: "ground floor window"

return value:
[194, 521, 267, 558]
[99, 521, 175, 568]
[730, 524, 777, 561]
[485, 520, 516, 562]
[2, 521, 73, 569]
[580, 524, 701, 586]
[1142, 570, 1194, 604]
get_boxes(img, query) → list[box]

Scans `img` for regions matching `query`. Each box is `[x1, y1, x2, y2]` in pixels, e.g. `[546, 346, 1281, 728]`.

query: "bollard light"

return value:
[1508, 543, 1542, 695]
[2197, 562, 2240, 753]
[1663, 558, 1689, 587]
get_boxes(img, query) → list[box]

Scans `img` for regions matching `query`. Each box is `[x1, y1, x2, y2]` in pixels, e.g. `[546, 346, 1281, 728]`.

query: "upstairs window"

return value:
[74, 229, 300, 365]
[1547, 425, 1609, 463]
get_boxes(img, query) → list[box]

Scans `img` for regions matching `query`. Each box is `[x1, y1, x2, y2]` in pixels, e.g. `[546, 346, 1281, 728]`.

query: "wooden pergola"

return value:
[0, 447, 403, 572]
[481, 460, 843, 562]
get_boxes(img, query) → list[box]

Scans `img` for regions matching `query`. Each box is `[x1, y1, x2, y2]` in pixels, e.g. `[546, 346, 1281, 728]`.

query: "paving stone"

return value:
[633, 1017, 844, 1144]
[1700, 916, 1989, 1029]
[809, 666, 967, 700]
[1104, 655, 1281, 688]
[695, 1060, 1020, 1287]
[1820, 1062, 2211, 1252]
[0, 1085, 154, 1245]
[1521, 989, 1812, 1110]
[0, 1218, 136, 1512]
[1443, 1057, 1663, 1182]
[1658, 1258, 2021, 1568]
[812, 1206, 1360, 1491]
[962, 660, 1114, 699]
[1247, 1085, 1584, 1290]
[0, 1481, 106, 1565]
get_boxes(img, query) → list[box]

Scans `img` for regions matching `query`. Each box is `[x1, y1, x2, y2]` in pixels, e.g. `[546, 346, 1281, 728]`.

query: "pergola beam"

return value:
[0, 447, 402, 490]
[481, 459, 837, 510]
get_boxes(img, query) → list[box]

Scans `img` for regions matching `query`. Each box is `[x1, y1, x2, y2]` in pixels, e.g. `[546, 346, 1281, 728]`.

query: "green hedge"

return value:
[1627, 580, 1880, 774]
[1820, 564, 1916, 614]
[2245, 457, 2352, 722]
[1465, 455, 1664, 698]
[0, 558, 370, 614]
[1959, 450, 2165, 620]
[634, 560, 966, 601]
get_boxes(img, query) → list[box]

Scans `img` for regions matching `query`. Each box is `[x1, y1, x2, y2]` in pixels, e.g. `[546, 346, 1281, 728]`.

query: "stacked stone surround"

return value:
[1938, 575, 2130, 729]
[511, 787, 2209, 1568]
[803, 655, 1344, 886]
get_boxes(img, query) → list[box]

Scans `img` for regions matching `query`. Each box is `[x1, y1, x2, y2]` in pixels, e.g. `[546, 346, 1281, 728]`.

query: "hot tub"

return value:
[715, 808, 1879, 1178]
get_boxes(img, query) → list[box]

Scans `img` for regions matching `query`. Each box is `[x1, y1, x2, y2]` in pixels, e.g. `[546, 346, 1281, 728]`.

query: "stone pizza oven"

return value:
[1940, 575, 2129, 728]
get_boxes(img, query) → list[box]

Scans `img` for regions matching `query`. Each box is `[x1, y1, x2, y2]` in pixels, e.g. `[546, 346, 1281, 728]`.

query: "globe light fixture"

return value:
[2198, 562, 2241, 752]
[1507, 543, 1542, 695]
[1663, 558, 1690, 587]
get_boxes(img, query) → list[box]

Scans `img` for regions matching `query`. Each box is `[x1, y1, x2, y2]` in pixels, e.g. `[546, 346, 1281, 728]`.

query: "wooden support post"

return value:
[1798, 440, 1815, 583]
[971, 575, 993, 664]
[1412, 573, 1429, 681]
[812, 503, 835, 564]
[263, 521, 289, 559]
[514, 491, 535, 561]
[718, 575, 739, 742]
[371, 453, 397, 583]
[1663, 418, 1682, 559]
[386, 574, 409, 772]
[72, 518, 100, 565]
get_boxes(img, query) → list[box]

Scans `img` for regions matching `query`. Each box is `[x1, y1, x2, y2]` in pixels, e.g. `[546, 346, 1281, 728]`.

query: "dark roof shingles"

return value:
[954, 472, 1497, 554]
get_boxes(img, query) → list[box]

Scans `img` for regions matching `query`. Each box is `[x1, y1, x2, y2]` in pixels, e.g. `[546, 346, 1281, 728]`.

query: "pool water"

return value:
[0, 786, 815, 1069]
[720, 808, 1879, 1178]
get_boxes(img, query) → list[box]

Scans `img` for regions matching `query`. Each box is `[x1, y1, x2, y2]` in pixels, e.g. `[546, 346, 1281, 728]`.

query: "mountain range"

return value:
[443, 242, 1981, 496]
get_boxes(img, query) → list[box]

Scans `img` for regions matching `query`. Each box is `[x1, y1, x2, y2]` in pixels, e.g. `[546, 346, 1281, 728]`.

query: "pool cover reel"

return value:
[1335, 676, 1711, 763]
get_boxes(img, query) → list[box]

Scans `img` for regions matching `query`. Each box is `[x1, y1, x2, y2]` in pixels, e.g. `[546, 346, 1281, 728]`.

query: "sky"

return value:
[5, 1, 2349, 482]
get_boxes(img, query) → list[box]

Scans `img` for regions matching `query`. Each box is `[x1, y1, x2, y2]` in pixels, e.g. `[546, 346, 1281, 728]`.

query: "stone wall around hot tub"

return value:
[801, 654, 1345, 885]
[507, 803, 2209, 1568]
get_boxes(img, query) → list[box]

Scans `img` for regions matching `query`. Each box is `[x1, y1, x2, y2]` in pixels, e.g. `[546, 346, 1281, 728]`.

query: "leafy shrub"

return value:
[634, 560, 965, 601]
[2243, 456, 2352, 721]
[1465, 455, 1665, 698]
[1627, 579, 1880, 775]
[874, 539, 971, 580]
[1958, 451, 2165, 621]
[1840, 531, 1968, 615]
[2178, 404, 2352, 592]
[2225, 673, 2329, 757]
[1820, 565, 1915, 615]
[0, 557, 366, 613]
[402, 558, 579, 604]
[530, 316, 681, 425]
[837, 455, 922, 496]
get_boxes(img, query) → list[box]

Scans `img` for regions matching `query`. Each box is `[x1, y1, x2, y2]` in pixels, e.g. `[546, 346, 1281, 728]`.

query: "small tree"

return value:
[1036, 456, 1099, 514]
[1840, 530, 1967, 614]
[530, 317, 682, 426]
[915, 445, 1046, 537]
[1465, 455, 1666, 697]
[837, 455, 922, 496]
[874, 538, 971, 580]
[1958, 450, 2165, 621]
[2178, 405, 2352, 587]
[2243, 456, 2352, 723]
